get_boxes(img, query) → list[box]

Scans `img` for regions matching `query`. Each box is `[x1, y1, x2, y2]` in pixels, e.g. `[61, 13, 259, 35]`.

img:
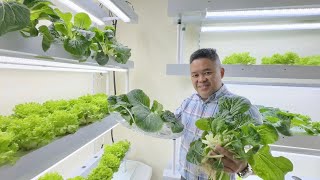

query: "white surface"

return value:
[113, 160, 152, 180]
[163, 168, 180, 180]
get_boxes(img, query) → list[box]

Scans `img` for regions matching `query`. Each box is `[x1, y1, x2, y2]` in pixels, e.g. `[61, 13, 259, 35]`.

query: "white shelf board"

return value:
[166, 64, 320, 87]
[0, 32, 134, 73]
[0, 115, 119, 180]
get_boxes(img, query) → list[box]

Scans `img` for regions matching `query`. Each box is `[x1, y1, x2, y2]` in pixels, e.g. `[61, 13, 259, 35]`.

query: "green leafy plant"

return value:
[258, 106, 319, 136]
[99, 153, 120, 172]
[262, 52, 299, 65]
[43, 100, 70, 113]
[295, 55, 320, 66]
[108, 89, 184, 133]
[13, 102, 49, 118]
[104, 140, 130, 159]
[186, 96, 293, 180]
[67, 176, 86, 180]
[46, 111, 79, 136]
[0, 131, 18, 165]
[222, 52, 256, 65]
[0, 0, 131, 64]
[87, 165, 113, 180]
[0, 0, 30, 36]
[38, 172, 63, 180]
[8, 115, 55, 150]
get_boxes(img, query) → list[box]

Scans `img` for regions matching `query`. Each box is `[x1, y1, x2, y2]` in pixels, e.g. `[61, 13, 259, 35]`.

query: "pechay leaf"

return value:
[218, 96, 251, 116]
[160, 110, 176, 123]
[186, 139, 205, 165]
[255, 124, 279, 145]
[0, 2, 30, 36]
[169, 121, 184, 133]
[74, 12, 91, 29]
[75, 29, 95, 41]
[94, 50, 109, 65]
[127, 89, 150, 108]
[132, 105, 164, 132]
[249, 145, 293, 180]
[63, 37, 91, 57]
[29, 2, 57, 21]
[150, 100, 163, 113]
[54, 8, 72, 23]
[39, 25, 54, 52]
[195, 118, 210, 131]
[23, 0, 53, 9]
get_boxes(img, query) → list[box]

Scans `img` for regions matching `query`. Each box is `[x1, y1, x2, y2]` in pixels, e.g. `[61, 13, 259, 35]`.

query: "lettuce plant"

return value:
[108, 89, 184, 133]
[8, 115, 55, 150]
[13, 102, 49, 118]
[43, 100, 70, 113]
[46, 111, 79, 136]
[0, 131, 18, 165]
[67, 176, 86, 180]
[295, 55, 320, 66]
[87, 165, 113, 180]
[38, 172, 63, 180]
[99, 153, 120, 172]
[186, 96, 293, 180]
[222, 52, 256, 65]
[262, 52, 299, 65]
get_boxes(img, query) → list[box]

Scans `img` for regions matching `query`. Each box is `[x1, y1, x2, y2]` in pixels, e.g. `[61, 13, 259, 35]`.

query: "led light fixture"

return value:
[0, 56, 128, 73]
[57, 0, 105, 26]
[206, 8, 320, 18]
[201, 23, 320, 32]
[97, 0, 138, 23]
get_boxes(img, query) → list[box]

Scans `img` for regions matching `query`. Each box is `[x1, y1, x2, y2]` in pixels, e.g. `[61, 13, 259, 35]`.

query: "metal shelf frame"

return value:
[0, 115, 120, 180]
[0, 32, 134, 73]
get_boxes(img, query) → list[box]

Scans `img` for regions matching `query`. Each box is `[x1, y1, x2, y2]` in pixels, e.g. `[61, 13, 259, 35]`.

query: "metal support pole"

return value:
[92, 73, 95, 94]
[105, 72, 110, 95]
[172, 139, 176, 174]
[177, 18, 185, 64]
[125, 70, 129, 93]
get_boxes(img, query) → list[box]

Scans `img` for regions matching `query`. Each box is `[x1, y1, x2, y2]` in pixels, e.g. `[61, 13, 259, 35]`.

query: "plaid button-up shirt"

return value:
[175, 85, 262, 180]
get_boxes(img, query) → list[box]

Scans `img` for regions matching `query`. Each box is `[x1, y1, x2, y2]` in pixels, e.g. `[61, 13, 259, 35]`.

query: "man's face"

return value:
[190, 58, 224, 100]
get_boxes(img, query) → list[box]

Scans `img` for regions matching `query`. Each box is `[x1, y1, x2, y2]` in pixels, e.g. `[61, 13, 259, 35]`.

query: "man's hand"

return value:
[212, 145, 248, 174]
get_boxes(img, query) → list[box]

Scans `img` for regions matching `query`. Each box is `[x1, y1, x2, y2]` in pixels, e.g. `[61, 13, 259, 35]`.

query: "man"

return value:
[175, 48, 262, 180]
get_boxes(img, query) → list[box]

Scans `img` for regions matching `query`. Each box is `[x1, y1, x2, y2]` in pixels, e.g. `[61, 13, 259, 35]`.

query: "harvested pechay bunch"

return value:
[186, 96, 293, 180]
[107, 89, 184, 134]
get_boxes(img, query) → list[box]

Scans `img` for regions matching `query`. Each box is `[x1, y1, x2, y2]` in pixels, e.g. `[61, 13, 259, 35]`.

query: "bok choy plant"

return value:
[186, 96, 293, 180]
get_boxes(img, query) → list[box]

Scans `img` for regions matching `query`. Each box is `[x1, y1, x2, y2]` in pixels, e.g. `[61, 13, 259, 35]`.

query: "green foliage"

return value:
[108, 89, 184, 133]
[99, 153, 120, 172]
[38, 172, 63, 180]
[262, 52, 299, 65]
[222, 52, 256, 65]
[104, 140, 130, 159]
[0, 1, 131, 64]
[258, 105, 319, 136]
[295, 55, 320, 66]
[0, 115, 13, 132]
[87, 165, 113, 180]
[67, 176, 86, 180]
[70, 102, 102, 125]
[186, 96, 293, 180]
[8, 115, 55, 150]
[13, 102, 49, 118]
[43, 100, 70, 113]
[0, 1, 30, 36]
[0, 131, 18, 165]
[46, 111, 79, 136]
[0, 93, 111, 167]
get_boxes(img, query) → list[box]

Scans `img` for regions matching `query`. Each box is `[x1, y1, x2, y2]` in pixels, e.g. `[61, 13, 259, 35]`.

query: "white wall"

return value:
[0, 69, 106, 115]
[200, 30, 320, 63]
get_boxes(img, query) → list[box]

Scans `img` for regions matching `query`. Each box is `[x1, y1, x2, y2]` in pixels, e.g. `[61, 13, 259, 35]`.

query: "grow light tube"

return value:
[206, 8, 320, 18]
[97, 0, 131, 22]
[56, 0, 105, 26]
[0, 63, 107, 73]
[201, 23, 320, 32]
[0, 56, 128, 72]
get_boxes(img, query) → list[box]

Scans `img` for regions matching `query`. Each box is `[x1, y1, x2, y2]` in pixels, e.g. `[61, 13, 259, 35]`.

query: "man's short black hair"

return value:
[190, 48, 220, 64]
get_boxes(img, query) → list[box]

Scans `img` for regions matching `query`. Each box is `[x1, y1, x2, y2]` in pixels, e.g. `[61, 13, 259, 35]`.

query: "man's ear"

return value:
[220, 67, 225, 79]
